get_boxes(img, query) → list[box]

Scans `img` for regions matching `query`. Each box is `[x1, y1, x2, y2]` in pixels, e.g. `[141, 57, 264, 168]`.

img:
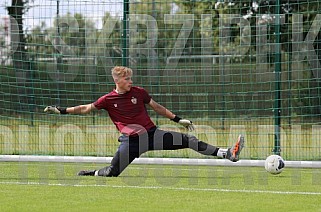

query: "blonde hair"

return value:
[111, 66, 133, 79]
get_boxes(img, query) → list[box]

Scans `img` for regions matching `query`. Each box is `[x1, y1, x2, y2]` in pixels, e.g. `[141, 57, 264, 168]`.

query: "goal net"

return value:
[0, 0, 321, 166]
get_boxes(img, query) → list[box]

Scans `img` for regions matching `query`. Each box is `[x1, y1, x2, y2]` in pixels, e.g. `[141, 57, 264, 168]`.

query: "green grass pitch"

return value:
[0, 162, 321, 211]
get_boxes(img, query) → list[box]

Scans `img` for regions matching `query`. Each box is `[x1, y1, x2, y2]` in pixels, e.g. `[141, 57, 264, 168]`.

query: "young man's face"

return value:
[115, 74, 132, 93]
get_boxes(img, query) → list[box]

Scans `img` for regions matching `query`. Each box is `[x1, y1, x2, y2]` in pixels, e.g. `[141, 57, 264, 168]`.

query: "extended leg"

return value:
[152, 129, 218, 155]
[152, 129, 245, 161]
[96, 140, 139, 177]
[78, 135, 143, 177]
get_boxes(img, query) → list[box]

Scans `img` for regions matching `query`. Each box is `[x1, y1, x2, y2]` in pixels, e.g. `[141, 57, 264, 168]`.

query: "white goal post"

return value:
[1, 155, 321, 168]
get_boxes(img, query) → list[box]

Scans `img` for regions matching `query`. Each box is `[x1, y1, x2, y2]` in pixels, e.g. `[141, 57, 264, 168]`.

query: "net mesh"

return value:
[0, 0, 320, 160]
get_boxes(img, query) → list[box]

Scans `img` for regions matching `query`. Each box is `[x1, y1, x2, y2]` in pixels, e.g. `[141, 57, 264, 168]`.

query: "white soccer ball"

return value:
[264, 155, 285, 175]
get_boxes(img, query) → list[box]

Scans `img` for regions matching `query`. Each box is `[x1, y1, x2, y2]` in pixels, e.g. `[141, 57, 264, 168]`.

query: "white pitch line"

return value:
[0, 181, 321, 196]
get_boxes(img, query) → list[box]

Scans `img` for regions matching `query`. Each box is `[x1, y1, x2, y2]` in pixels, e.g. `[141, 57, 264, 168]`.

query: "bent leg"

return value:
[98, 136, 142, 177]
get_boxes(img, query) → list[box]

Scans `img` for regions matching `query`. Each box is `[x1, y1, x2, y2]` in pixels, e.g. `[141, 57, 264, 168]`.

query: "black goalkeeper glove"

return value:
[44, 106, 68, 114]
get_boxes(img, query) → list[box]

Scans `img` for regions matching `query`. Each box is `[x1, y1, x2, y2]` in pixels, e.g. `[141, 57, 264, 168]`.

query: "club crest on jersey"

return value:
[131, 97, 137, 104]
[114, 104, 117, 108]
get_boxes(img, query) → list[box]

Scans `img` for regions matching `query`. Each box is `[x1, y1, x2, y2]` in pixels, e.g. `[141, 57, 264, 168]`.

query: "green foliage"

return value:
[26, 21, 54, 56]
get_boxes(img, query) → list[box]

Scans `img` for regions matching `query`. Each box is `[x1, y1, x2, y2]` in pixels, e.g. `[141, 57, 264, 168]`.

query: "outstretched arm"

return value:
[44, 103, 97, 115]
[66, 103, 97, 114]
[148, 99, 194, 131]
[148, 99, 175, 119]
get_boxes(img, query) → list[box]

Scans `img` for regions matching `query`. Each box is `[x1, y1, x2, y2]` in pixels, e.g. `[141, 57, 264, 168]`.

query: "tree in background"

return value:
[7, 0, 28, 70]
[26, 21, 53, 56]
[6, 0, 35, 112]
[130, 0, 174, 59]
[52, 12, 96, 57]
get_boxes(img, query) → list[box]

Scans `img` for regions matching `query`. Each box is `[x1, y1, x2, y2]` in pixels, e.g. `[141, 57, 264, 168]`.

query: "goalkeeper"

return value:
[44, 66, 245, 177]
